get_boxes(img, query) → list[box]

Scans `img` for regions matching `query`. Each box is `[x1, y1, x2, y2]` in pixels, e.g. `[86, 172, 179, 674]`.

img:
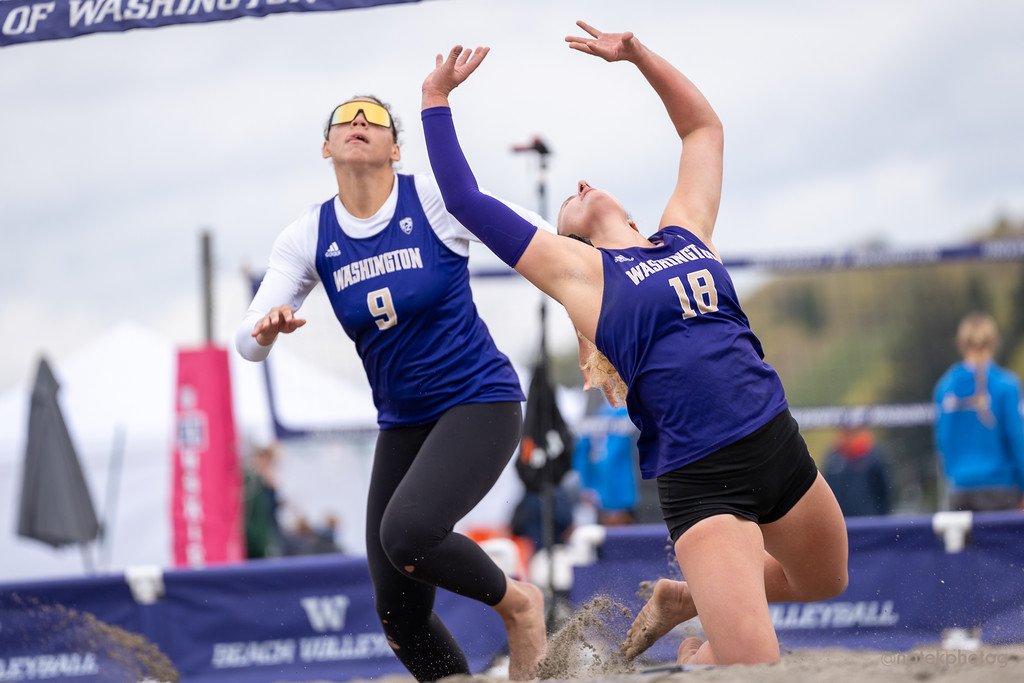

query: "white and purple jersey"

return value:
[315, 174, 522, 427]
[595, 226, 788, 478]
[237, 173, 535, 429]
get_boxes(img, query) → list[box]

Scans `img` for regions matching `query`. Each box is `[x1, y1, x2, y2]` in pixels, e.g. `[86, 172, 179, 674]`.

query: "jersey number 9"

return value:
[368, 287, 398, 330]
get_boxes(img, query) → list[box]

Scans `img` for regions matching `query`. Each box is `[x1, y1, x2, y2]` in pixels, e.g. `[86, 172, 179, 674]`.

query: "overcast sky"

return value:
[1, 0, 1022, 392]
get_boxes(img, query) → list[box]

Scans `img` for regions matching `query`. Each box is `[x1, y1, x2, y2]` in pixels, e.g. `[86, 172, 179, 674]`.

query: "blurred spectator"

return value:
[573, 403, 640, 525]
[934, 312, 1024, 512]
[821, 427, 892, 517]
[510, 486, 575, 552]
[282, 513, 344, 556]
[244, 444, 282, 558]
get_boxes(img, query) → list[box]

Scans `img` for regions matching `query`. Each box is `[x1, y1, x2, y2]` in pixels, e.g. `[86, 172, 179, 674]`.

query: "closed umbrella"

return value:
[17, 357, 100, 555]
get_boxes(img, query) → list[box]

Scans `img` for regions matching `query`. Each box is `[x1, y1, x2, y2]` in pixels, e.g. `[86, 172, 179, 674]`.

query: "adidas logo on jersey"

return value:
[614, 254, 635, 263]
[324, 242, 341, 258]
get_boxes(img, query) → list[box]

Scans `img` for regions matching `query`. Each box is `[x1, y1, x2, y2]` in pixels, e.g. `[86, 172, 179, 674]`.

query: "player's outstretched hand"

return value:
[565, 20, 643, 63]
[422, 45, 490, 107]
[252, 304, 306, 347]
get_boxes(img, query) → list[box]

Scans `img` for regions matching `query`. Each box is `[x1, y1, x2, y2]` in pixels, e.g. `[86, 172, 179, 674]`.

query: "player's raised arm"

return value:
[421, 46, 600, 324]
[567, 21, 723, 245]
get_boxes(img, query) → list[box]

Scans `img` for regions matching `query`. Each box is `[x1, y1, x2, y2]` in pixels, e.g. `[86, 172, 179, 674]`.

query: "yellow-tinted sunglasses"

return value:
[325, 100, 393, 137]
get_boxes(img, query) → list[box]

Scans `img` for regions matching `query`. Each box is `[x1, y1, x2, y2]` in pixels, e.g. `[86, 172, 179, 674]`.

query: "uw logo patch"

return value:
[399, 217, 413, 234]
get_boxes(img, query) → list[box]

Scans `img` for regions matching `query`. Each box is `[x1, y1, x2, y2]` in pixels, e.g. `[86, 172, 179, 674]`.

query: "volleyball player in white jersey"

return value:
[236, 97, 547, 681]
[420, 23, 850, 667]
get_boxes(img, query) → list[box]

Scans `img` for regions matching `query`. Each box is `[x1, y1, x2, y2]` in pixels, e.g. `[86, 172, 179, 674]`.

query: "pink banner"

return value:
[172, 346, 243, 567]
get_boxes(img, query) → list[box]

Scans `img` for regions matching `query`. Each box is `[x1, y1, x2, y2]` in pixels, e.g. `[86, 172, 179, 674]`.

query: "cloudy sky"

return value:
[2, 0, 1022, 392]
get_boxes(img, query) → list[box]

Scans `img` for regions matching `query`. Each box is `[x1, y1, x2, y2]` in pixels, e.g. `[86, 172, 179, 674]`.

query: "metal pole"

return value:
[537, 148, 549, 355]
[201, 230, 213, 344]
[98, 424, 126, 571]
[511, 136, 552, 219]
[512, 136, 558, 626]
[512, 136, 553, 353]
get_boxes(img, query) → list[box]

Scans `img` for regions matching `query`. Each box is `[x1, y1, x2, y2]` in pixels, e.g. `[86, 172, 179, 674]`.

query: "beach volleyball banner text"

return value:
[0, 0, 427, 47]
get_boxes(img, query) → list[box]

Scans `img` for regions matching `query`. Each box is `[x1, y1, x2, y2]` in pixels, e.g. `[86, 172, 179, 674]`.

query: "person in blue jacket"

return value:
[934, 312, 1024, 512]
[419, 22, 849, 667]
[574, 403, 639, 524]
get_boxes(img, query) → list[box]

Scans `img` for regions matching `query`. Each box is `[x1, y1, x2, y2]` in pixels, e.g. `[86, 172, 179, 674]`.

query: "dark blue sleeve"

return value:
[422, 106, 538, 268]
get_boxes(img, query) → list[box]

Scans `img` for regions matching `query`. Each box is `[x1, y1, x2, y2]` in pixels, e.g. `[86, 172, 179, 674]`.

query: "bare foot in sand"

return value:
[677, 636, 703, 664]
[495, 579, 547, 680]
[622, 578, 697, 660]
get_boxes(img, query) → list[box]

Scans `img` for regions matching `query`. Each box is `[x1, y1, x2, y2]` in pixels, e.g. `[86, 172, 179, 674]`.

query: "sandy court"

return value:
[354, 646, 1024, 683]
[349, 595, 1024, 683]
[8, 592, 1021, 682]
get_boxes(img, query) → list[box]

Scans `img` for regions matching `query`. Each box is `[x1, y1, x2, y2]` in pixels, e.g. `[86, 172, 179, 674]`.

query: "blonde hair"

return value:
[956, 312, 1000, 356]
[582, 346, 628, 407]
[944, 312, 998, 427]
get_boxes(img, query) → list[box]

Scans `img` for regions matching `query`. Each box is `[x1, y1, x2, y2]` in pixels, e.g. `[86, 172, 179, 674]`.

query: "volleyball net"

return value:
[248, 232, 1024, 518]
[251, 233, 1024, 436]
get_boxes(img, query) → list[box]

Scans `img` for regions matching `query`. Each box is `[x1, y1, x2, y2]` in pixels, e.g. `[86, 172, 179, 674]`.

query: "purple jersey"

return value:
[595, 226, 788, 478]
[314, 174, 524, 428]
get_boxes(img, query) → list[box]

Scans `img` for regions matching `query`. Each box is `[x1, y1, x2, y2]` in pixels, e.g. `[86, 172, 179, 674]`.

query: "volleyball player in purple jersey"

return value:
[421, 23, 849, 666]
[236, 96, 547, 680]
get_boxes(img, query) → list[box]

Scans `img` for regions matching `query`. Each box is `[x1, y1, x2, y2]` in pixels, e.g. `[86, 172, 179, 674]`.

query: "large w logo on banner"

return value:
[300, 595, 351, 632]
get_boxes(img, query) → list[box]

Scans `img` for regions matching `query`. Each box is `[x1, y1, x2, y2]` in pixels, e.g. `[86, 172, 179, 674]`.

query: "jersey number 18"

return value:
[668, 269, 719, 319]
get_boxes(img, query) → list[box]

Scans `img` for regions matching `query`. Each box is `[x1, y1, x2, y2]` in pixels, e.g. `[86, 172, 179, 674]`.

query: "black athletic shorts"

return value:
[658, 408, 818, 543]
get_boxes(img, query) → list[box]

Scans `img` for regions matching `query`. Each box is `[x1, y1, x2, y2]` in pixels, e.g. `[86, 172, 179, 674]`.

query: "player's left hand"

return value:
[565, 20, 643, 63]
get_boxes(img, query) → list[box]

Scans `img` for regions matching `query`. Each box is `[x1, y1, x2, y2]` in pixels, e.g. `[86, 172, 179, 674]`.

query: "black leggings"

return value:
[365, 401, 522, 681]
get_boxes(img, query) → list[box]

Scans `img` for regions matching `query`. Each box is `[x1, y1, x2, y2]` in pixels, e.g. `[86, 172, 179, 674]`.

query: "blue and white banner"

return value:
[571, 511, 1024, 662]
[0, 554, 507, 682]
[0, 0, 428, 47]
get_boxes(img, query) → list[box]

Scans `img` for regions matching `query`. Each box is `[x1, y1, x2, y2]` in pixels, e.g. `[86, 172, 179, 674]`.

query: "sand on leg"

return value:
[494, 577, 548, 680]
[624, 474, 848, 661]
[622, 578, 697, 660]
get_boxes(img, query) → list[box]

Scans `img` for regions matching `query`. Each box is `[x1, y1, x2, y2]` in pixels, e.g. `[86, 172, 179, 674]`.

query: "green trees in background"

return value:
[746, 220, 1024, 511]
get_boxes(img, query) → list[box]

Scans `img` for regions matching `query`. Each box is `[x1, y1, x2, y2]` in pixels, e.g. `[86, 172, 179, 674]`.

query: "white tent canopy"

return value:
[0, 320, 379, 581]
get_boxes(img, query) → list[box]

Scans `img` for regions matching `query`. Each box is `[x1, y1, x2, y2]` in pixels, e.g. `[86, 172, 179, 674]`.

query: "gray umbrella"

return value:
[17, 357, 100, 548]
